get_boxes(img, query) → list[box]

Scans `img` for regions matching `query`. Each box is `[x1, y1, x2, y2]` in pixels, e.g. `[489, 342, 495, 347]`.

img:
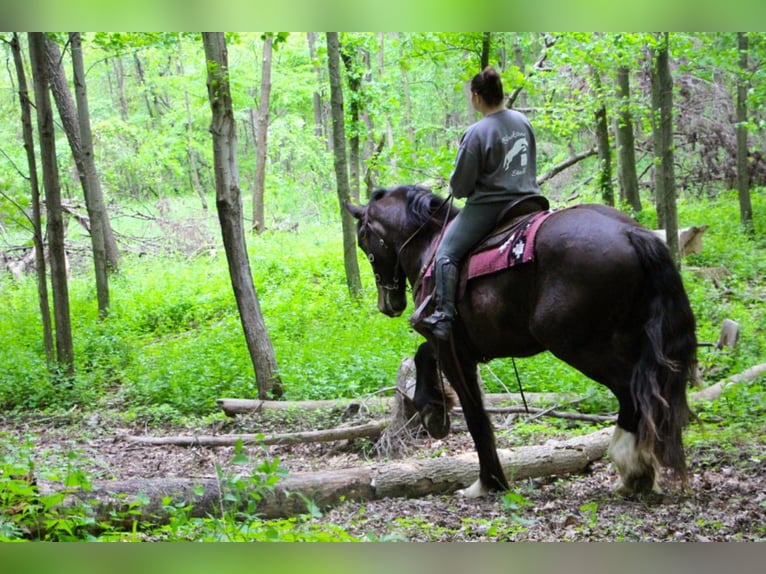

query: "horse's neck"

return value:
[401, 232, 440, 288]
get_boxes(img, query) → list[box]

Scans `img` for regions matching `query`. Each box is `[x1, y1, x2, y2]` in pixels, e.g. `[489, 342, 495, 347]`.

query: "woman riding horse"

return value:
[347, 185, 697, 498]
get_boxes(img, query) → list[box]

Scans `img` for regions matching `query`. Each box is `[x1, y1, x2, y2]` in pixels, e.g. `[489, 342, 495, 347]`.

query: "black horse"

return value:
[346, 184, 697, 497]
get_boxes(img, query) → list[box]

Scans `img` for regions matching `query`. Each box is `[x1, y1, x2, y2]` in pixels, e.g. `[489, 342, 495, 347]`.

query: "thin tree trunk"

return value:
[45, 36, 120, 271]
[650, 34, 680, 266]
[28, 32, 74, 375]
[398, 33, 414, 149]
[112, 57, 129, 121]
[615, 65, 641, 212]
[202, 32, 283, 399]
[133, 51, 155, 120]
[326, 32, 363, 299]
[11, 33, 54, 364]
[252, 34, 273, 233]
[480, 32, 491, 69]
[177, 35, 207, 211]
[70, 32, 110, 318]
[736, 32, 753, 232]
[340, 40, 361, 203]
[307, 32, 326, 144]
[593, 70, 615, 207]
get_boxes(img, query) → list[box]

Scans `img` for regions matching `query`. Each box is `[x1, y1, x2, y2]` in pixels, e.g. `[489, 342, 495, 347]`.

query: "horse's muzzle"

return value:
[378, 288, 406, 317]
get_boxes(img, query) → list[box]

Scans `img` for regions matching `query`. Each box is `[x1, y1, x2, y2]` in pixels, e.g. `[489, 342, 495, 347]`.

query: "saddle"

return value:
[472, 194, 550, 253]
[415, 194, 551, 308]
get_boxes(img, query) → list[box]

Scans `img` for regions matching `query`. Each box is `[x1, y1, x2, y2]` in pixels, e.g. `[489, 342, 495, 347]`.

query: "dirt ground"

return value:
[3, 403, 763, 542]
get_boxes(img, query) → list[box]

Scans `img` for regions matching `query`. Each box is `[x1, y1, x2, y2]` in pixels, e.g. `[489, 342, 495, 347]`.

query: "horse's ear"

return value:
[345, 200, 364, 220]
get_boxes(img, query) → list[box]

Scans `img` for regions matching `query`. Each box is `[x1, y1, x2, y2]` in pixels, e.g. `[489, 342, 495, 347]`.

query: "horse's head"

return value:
[346, 189, 409, 317]
[346, 185, 457, 317]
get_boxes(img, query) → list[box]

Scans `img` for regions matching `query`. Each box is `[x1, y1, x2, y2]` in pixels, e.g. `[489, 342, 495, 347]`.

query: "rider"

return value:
[414, 66, 542, 340]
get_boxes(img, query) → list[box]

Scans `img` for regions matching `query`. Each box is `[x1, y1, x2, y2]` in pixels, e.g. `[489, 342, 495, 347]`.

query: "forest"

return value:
[0, 32, 764, 542]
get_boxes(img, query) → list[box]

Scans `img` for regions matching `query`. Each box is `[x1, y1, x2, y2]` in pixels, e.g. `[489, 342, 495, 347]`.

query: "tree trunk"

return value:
[650, 34, 680, 266]
[615, 65, 641, 212]
[340, 40, 362, 204]
[177, 35, 207, 211]
[49, 428, 612, 526]
[70, 32, 110, 318]
[122, 420, 389, 447]
[480, 32, 491, 69]
[252, 34, 273, 233]
[11, 33, 54, 364]
[217, 392, 564, 417]
[133, 51, 155, 121]
[28, 32, 74, 375]
[592, 70, 615, 207]
[202, 32, 283, 400]
[326, 32, 363, 299]
[45, 36, 120, 272]
[112, 56, 129, 121]
[736, 32, 753, 232]
[307, 32, 327, 144]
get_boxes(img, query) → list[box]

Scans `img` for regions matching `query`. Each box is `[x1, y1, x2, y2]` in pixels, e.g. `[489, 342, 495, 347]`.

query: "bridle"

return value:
[360, 193, 454, 297]
[361, 221, 404, 294]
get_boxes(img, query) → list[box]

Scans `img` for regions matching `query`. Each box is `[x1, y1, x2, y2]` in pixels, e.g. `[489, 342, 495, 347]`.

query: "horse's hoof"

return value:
[613, 475, 662, 497]
[422, 409, 451, 439]
[456, 479, 490, 498]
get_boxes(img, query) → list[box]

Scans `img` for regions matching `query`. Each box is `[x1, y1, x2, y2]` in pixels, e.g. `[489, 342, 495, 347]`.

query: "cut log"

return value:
[650, 225, 708, 258]
[44, 428, 612, 527]
[120, 420, 388, 447]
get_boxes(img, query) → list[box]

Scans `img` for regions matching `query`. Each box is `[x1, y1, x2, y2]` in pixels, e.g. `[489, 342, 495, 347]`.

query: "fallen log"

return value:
[217, 392, 565, 417]
[120, 420, 388, 447]
[690, 363, 766, 403]
[45, 428, 612, 527]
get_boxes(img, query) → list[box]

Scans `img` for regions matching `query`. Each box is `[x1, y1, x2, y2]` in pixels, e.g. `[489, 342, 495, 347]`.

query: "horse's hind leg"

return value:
[545, 342, 660, 495]
[608, 424, 661, 496]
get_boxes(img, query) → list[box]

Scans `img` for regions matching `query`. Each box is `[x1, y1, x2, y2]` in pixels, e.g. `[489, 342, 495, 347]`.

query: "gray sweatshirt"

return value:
[449, 109, 540, 204]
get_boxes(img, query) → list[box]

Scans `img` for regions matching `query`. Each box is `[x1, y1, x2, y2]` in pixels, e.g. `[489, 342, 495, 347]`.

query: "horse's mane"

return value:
[371, 185, 458, 229]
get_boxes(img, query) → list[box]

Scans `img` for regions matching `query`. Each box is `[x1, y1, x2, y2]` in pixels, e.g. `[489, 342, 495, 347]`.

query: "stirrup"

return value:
[418, 311, 454, 340]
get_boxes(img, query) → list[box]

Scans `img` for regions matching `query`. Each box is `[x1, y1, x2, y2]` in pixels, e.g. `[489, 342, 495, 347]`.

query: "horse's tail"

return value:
[626, 228, 697, 482]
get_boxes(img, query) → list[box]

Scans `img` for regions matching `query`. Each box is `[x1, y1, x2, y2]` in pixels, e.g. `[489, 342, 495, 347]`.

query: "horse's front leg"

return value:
[436, 340, 509, 497]
[413, 341, 456, 439]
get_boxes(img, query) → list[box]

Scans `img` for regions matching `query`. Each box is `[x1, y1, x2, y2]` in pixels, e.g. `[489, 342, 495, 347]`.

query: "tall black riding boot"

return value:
[419, 258, 459, 340]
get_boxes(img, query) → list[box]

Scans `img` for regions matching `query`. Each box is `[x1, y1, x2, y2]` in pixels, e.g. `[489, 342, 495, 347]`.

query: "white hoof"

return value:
[608, 426, 661, 495]
[456, 479, 490, 498]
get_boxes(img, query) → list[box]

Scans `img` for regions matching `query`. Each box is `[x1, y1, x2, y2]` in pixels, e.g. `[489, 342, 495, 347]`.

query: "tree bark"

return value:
[736, 32, 753, 232]
[326, 32, 363, 299]
[202, 32, 283, 399]
[11, 33, 54, 364]
[28, 32, 74, 375]
[615, 65, 641, 212]
[252, 34, 273, 233]
[70, 32, 110, 318]
[45, 36, 120, 272]
[649, 34, 680, 266]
